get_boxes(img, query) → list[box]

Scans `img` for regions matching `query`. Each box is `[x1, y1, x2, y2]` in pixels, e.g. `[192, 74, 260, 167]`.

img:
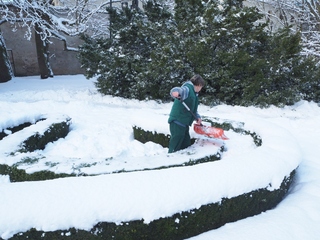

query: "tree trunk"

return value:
[0, 31, 13, 83]
[35, 24, 54, 79]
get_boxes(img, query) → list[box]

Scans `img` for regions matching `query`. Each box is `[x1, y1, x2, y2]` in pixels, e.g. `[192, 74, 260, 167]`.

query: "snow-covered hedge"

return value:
[19, 118, 71, 152]
[1, 118, 301, 240]
[9, 171, 294, 239]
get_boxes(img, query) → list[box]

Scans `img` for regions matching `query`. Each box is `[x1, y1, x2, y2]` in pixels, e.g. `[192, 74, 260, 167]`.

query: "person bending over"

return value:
[168, 74, 205, 153]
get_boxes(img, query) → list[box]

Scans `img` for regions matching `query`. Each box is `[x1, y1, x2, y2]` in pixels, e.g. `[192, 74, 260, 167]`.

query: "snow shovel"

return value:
[180, 101, 229, 140]
[193, 123, 229, 140]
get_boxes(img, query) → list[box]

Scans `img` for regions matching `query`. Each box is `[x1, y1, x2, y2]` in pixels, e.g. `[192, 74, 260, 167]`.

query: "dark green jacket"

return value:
[168, 82, 199, 126]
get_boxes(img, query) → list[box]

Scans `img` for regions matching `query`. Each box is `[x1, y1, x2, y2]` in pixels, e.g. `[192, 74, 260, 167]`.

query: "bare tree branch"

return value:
[246, 0, 320, 60]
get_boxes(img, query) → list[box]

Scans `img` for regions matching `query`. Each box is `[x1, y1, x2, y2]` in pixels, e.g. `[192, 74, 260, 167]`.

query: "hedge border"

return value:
[0, 118, 46, 141]
[8, 170, 295, 240]
[18, 118, 72, 153]
[2, 120, 297, 240]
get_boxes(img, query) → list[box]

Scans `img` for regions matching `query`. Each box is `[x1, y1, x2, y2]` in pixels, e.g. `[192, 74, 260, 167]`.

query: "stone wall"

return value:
[1, 23, 85, 77]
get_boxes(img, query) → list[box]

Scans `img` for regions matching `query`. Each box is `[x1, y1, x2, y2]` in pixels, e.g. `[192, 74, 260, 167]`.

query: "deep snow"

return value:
[0, 75, 319, 239]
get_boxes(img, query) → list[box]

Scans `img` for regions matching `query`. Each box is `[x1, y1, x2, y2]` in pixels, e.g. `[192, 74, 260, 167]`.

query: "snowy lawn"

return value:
[0, 75, 320, 239]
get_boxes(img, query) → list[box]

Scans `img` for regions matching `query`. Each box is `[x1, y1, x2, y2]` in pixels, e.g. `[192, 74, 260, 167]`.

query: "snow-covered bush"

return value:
[19, 118, 71, 152]
[79, 0, 320, 106]
[0, 164, 74, 182]
[7, 170, 295, 239]
[133, 125, 171, 147]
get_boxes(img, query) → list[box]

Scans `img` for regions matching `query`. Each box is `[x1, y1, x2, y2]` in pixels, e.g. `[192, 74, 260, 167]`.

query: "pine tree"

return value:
[171, 0, 273, 105]
[180, 0, 307, 106]
[79, 0, 320, 106]
[254, 28, 302, 106]
[140, 0, 192, 100]
[79, 1, 177, 100]
[295, 56, 320, 103]
[80, 6, 146, 98]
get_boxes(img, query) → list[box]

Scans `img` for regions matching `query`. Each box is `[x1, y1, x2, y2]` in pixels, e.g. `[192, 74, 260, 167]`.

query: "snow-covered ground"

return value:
[0, 75, 319, 239]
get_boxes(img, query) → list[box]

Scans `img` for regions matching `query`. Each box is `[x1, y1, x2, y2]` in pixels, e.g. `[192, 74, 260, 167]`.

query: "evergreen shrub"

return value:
[19, 118, 71, 152]
[10, 170, 296, 240]
[0, 164, 75, 182]
[132, 125, 223, 168]
[3, 120, 298, 239]
[133, 126, 170, 148]
[0, 119, 45, 140]
[79, 0, 320, 106]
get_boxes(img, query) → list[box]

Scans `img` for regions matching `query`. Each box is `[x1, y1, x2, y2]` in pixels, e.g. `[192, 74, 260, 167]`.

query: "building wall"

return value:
[1, 23, 85, 76]
[0, 1, 146, 76]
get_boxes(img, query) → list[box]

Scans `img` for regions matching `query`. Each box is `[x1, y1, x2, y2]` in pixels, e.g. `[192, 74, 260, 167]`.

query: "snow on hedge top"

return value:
[0, 75, 302, 239]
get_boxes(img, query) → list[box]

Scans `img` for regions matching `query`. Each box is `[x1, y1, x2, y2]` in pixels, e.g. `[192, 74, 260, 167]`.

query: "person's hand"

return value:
[196, 118, 202, 124]
[171, 91, 180, 98]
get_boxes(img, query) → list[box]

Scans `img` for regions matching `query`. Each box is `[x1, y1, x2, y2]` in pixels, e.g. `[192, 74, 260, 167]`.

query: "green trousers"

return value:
[168, 122, 191, 153]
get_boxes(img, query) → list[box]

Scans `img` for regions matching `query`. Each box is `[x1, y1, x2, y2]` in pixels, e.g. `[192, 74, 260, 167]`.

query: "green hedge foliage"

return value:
[79, 0, 320, 107]
[201, 118, 263, 147]
[19, 118, 71, 152]
[0, 119, 46, 141]
[9, 170, 295, 240]
[0, 164, 75, 182]
[1, 118, 297, 239]
[133, 126, 171, 148]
